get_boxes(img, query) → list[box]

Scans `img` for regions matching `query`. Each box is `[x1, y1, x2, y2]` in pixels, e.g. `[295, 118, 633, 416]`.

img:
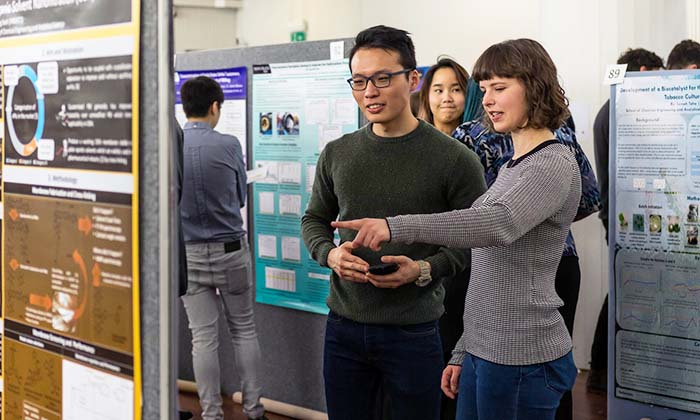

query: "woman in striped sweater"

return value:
[332, 39, 581, 420]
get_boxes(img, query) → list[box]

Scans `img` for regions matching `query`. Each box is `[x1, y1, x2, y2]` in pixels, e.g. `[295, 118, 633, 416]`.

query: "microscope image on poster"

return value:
[276, 112, 300, 135]
[259, 112, 272, 135]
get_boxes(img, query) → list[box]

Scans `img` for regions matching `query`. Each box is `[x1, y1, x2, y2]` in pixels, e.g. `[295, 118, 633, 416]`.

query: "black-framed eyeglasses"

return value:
[346, 68, 415, 91]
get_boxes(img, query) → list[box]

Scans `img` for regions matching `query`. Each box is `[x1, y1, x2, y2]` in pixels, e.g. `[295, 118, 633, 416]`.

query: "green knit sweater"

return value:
[301, 121, 486, 325]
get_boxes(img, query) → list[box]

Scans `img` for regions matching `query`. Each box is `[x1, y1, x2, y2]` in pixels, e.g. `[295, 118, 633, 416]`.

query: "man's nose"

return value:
[365, 81, 380, 97]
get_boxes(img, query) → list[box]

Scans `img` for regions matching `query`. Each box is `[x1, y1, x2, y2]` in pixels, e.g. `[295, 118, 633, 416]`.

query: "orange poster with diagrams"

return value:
[0, 1, 141, 419]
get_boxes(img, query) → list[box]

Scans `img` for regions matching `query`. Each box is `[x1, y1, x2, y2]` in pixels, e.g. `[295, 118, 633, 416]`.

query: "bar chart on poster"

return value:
[610, 70, 700, 419]
[0, 0, 142, 419]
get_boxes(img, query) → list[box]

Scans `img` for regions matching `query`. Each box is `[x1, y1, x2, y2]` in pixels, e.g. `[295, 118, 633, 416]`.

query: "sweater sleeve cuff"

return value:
[386, 215, 417, 244]
[449, 351, 466, 366]
[317, 243, 336, 268]
[423, 253, 450, 280]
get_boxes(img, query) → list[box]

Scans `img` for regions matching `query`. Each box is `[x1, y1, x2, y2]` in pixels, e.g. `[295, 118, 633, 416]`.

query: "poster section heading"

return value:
[252, 59, 358, 314]
[3, 54, 133, 172]
[173, 67, 247, 160]
[613, 72, 700, 415]
[175, 67, 247, 103]
[0, 0, 131, 38]
[614, 74, 700, 253]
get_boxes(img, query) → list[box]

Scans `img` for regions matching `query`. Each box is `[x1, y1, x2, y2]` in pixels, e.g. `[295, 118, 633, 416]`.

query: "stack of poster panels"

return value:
[252, 60, 357, 314]
[611, 71, 700, 417]
[0, 1, 141, 419]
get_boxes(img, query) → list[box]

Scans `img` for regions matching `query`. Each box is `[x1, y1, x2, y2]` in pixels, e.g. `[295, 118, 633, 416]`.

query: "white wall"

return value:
[174, 6, 239, 52]
[176, 0, 694, 368]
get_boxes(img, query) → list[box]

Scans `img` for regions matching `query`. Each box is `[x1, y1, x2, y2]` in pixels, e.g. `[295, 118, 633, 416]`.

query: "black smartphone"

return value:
[368, 263, 399, 275]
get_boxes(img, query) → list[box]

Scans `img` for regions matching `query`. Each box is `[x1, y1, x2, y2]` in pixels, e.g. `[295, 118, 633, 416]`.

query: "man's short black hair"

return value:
[616, 48, 663, 71]
[180, 76, 224, 118]
[667, 39, 700, 70]
[348, 25, 417, 73]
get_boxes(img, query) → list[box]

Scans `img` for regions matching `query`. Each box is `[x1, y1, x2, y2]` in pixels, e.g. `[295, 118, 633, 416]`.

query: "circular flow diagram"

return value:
[5, 64, 45, 157]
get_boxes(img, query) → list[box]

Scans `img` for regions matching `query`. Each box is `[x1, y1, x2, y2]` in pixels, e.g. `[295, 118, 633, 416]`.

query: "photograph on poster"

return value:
[689, 204, 699, 222]
[687, 226, 698, 245]
[649, 214, 662, 233]
[668, 215, 681, 233]
[276, 112, 299, 135]
[259, 112, 272, 135]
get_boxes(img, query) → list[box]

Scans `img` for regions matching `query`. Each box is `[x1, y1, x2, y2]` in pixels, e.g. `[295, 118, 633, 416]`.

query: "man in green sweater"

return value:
[301, 26, 486, 420]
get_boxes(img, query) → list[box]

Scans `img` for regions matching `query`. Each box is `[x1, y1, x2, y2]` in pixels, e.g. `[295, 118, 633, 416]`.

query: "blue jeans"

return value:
[456, 351, 577, 420]
[181, 241, 264, 420]
[323, 311, 443, 420]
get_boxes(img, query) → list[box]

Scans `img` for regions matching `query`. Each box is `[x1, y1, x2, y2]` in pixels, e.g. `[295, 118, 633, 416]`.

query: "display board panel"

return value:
[175, 39, 356, 412]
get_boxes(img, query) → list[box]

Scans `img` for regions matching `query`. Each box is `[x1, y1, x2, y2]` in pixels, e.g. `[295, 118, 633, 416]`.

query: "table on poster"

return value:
[251, 59, 357, 314]
[0, 1, 141, 419]
[611, 71, 700, 417]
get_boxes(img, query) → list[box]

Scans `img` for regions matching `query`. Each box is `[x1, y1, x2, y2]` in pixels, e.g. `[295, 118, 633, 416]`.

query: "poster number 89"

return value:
[603, 64, 627, 85]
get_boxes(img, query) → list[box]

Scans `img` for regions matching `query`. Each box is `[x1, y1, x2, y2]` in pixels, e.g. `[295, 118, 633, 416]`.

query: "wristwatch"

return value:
[414, 260, 432, 287]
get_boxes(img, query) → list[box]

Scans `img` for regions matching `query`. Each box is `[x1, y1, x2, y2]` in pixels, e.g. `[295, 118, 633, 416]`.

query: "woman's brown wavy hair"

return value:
[472, 39, 569, 132]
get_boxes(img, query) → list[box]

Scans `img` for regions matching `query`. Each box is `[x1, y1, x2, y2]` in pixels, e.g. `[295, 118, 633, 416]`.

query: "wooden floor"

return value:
[179, 370, 607, 420]
[572, 370, 608, 420]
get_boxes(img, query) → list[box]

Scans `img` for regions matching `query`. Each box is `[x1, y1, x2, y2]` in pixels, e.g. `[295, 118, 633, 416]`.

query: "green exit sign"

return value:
[291, 31, 306, 42]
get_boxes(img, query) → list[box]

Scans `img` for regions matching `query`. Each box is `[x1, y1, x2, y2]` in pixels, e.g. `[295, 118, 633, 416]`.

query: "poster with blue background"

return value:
[251, 60, 357, 314]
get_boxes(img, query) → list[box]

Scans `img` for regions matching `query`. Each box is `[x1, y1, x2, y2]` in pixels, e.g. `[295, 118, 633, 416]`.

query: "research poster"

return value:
[611, 71, 700, 416]
[174, 67, 248, 230]
[252, 60, 358, 314]
[0, 56, 3, 412]
[0, 1, 141, 419]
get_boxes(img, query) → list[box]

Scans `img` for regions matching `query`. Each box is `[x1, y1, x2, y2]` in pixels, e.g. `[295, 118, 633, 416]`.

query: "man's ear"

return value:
[689, 63, 699, 70]
[409, 69, 420, 91]
[639, 65, 647, 72]
[209, 101, 218, 116]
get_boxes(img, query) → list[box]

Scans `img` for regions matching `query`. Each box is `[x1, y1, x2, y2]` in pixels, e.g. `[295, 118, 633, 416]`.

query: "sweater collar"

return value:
[365, 120, 428, 144]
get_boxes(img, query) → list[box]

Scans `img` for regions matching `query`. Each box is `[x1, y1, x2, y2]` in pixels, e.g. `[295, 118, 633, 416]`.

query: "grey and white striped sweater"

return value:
[388, 141, 581, 365]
